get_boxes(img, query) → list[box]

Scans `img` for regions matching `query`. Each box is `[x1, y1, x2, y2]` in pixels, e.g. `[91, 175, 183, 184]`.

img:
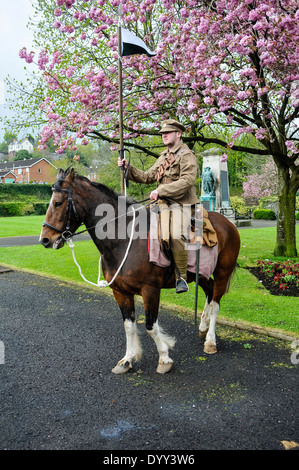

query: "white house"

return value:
[8, 137, 34, 154]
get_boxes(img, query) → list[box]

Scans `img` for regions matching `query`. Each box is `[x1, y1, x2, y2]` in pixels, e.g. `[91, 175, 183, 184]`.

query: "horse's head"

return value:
[40, 167, 83, 249]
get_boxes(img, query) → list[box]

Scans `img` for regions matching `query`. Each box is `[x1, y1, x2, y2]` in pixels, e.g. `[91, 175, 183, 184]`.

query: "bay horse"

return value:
[40, 168, 240, 374]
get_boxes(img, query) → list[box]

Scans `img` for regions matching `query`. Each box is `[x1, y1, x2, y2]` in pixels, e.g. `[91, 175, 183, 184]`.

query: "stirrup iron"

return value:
[176, 277, 189, 294]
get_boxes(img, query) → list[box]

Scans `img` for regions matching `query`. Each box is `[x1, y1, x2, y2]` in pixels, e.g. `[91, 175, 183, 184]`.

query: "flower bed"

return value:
[250, 260, 299, 296]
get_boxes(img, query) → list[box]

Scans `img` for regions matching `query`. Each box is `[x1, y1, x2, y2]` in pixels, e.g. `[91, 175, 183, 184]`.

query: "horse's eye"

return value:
[54, 201, 63, 208]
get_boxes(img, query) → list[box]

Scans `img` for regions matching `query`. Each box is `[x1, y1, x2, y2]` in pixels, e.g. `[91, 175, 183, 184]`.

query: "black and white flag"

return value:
[121, 27, 156, 57]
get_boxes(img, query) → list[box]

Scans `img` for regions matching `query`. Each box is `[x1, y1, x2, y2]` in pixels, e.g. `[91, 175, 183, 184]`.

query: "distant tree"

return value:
[3, 132, 17, 145]
[14, 149, 32, 161]
[0, 132, 17, 153]
[243, 158, 279, 198]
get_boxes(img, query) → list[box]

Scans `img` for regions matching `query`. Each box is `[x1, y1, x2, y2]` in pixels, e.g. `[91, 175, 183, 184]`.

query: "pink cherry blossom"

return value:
[243, 160, 279, 198]
[18, 0, 299, 167]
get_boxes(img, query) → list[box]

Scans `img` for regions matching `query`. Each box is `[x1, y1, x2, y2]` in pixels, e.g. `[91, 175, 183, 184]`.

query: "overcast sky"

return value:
[0, 0, 36, 140]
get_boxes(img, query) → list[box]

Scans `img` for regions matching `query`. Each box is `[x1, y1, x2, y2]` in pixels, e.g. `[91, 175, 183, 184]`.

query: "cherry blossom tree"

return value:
[243, 159, 279, 198]
[6, 0, 299, 256]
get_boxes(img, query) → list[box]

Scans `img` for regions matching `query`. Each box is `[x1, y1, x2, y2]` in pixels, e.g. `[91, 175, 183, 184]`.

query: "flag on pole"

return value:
[121, 27, 156, 57]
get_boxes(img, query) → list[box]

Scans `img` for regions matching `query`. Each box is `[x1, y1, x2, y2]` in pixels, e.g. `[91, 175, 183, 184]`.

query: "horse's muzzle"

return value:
[40, 237, 52, 248]
[40, 236, 65, 249]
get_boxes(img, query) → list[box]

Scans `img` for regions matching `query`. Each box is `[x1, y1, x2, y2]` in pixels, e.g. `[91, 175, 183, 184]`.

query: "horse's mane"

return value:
[60, 166, 138, 206]
[89, 178, 138, 206]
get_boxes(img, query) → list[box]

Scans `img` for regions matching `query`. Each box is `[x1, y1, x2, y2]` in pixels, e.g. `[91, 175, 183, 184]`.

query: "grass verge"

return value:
[0, 215, 45, 237]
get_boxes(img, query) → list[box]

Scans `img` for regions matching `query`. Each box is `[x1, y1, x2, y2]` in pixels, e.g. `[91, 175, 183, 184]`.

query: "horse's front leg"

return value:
[199, 297, 210, 339]
[111, 290, 142, 374]
[198, 278, 214, 339]
[142, 286, 176, 374]
[203, 300, 219, 354]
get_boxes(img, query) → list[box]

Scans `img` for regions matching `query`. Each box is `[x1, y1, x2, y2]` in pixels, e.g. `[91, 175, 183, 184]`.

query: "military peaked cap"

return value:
[158, 119, 186, 133]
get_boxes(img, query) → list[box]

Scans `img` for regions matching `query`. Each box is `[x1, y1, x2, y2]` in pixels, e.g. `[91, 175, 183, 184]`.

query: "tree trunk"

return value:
[274, 166, 297, 257]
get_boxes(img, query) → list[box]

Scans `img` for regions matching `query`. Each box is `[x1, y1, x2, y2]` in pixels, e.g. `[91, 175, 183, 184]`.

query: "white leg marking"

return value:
[204, 300, 219, 354]
[112, 319, 142, 374]
[199, 297, 210, 337]
[148, 321, 176, 373]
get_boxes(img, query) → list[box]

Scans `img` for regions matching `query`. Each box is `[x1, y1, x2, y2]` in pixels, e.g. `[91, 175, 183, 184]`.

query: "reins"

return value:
[43, 188, 152, 242]
[67, 206, 136, 288]
[42, 176, 153, 287]
[66, 196, 152, 240]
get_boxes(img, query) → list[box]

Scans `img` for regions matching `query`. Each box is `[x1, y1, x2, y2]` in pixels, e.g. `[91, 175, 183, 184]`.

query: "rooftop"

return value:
[0, 157, 56, 171]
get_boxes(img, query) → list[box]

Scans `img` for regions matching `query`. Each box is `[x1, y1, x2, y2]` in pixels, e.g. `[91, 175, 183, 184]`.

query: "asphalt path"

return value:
[0, 219, 290, 247]
[0, 269, 298, 454]
[0, 233, 91, 247]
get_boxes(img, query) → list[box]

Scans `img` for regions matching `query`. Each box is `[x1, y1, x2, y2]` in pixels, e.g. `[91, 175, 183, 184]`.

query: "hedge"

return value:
[253, 208, 276, 220]
[0, 183, 52, 201]
[0, 202, 48, 217]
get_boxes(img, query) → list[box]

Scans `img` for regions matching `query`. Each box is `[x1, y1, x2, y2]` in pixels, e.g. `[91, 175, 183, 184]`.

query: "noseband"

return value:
[42, 177, 80, 240]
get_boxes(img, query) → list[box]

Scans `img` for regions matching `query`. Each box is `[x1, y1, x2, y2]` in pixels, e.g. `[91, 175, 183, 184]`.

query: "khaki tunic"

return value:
[127, 140, 199, 205]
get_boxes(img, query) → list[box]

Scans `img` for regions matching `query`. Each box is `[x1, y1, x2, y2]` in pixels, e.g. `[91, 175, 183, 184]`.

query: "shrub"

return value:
[230, 196, 247, 212]
[0, 201, 49, 216]
[0, 202, 27, 217]
[259, 196, 279, 215]
[259, 196, 279, 209]
[0, 183, 51, 202]
[23, 204, 35, 216]
[253, 208, 276, 220]
[296, 212, 299, 221]
[32, 202, 48, 215]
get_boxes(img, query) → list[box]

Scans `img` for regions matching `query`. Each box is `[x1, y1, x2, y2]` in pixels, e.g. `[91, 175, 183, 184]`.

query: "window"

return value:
[38, 168, 42, 174]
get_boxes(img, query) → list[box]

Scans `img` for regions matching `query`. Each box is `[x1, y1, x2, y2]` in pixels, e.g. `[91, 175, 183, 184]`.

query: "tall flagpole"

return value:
[118, 4, 125, 195]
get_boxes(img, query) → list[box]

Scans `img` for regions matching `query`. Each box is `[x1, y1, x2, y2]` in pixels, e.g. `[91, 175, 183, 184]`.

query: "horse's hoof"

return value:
[112, 362, 132, 374]
[156, 362, 173, 374]
[204, 342, 217, 354]
[199, 329, 208, 339]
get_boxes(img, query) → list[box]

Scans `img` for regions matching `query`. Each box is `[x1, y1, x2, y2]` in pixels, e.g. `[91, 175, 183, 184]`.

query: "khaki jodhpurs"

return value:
[159, 202, 193, 280]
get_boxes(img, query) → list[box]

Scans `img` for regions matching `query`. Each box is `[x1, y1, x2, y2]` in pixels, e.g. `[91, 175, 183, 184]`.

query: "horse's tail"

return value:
[225, 263, 238, 294]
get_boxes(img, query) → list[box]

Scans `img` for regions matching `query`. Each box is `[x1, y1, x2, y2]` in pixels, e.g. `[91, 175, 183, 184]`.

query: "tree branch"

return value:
[89, 130, 161, 158]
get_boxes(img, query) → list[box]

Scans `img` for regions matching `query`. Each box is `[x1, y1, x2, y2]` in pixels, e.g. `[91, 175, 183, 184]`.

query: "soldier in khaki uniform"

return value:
[118, 119, 199, 293]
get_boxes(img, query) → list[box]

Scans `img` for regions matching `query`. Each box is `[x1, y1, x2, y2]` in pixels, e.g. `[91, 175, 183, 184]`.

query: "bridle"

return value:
[42, 174, 139, 289]
[43, 174, 157, 242]
[42, 177, 81, 241]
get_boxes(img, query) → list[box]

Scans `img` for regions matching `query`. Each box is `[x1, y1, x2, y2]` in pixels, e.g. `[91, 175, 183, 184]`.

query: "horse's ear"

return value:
[57, 168, 65, 179]
[68, 167, 76, 182]
[56, 166, 75, 182]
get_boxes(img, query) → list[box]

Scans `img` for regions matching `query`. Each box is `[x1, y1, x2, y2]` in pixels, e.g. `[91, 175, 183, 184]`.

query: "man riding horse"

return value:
[41, 140, 239, 371]
[118, 119, 199, 294]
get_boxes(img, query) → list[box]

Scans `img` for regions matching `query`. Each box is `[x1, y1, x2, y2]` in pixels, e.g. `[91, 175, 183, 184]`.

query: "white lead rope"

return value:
[67, 207, 136, 288]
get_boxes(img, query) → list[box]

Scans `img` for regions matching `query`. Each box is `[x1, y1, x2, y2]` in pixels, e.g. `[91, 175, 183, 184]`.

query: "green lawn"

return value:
[237, 225, 299, 266]
[0, 216, 298, 337]
[0, 215, 45, 237]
